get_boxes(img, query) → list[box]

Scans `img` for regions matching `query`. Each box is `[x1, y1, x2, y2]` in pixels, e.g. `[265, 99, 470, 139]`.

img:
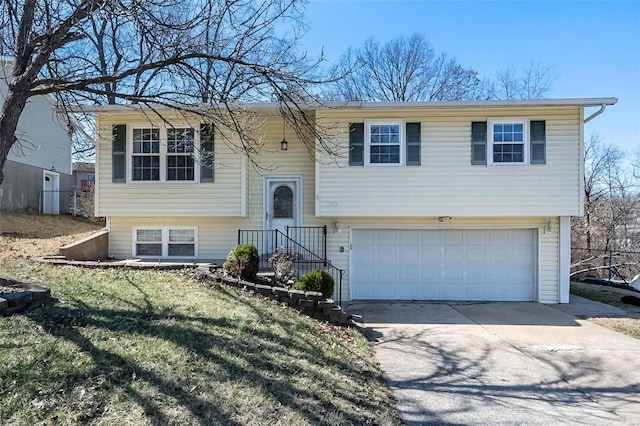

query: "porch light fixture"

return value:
[280, 115, 288, 151]
[544, 221, 553, 234]
[334, 222, 342, 234]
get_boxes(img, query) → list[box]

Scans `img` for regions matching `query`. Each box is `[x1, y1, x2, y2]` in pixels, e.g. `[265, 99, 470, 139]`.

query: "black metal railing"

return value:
[238, 228, 345, 305]
[285, 225, 327, 261]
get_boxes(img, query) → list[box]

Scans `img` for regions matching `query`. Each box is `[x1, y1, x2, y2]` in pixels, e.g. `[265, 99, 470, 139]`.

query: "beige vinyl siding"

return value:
[110, 217, 242, 261]
[109, 216, 559, 303]
[96, 112, 244, 217]
[321, 216, 560, 303]
[243, 113, 327, 231]
[315, 106, 582, 217]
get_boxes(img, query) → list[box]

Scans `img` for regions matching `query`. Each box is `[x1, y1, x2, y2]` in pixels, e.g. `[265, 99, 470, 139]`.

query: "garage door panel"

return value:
[466, 231, 486, 245]
[444, 247, 463, 262]
[377, 265, 396, 280]
[442, 265, 463, 281]
[376, 230, 397, 245]
[442, 285, 463, 299]
[398, 230, 419, 245]
[399, 248, 419, 264]
[421, 266, 440, 280]
[400, 266, 419, 280]
[512, 247, 533, 264]
[377, 247, 397, 263]
[351, 229, 535, 301]
[374, 283, 397, 298]
[466, 247, 486, 263]
[489, 230, 510, 245]
[352, 231, 375, 245]
[465, 264, 487, 280]
[397, 283, 418, 299]
[421, 248, 440, 263]
[421, 231, 441, 244]
[510, 230, 534, 245]
[444, 230, 464, 244]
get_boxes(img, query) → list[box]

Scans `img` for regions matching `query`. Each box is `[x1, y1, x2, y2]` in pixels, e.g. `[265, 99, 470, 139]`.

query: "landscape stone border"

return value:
[31, 257, 355, 326]
[0, 276, 52, 316]
[197, 266, 354, 327]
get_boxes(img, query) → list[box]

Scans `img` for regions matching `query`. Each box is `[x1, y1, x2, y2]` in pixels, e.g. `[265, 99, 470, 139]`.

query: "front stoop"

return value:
[196, 267, 353, 326]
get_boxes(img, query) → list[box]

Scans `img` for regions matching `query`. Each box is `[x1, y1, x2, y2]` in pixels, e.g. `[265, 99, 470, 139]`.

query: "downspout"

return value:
[584, 103, 607, 123]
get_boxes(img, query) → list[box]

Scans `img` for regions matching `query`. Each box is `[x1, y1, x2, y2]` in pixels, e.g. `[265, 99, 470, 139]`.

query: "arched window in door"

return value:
[273, 185, 294, 218]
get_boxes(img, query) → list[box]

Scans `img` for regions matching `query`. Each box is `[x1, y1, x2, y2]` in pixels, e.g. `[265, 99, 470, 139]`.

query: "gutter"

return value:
[584, 103, 609, 123]
[66, 97, 619, 114]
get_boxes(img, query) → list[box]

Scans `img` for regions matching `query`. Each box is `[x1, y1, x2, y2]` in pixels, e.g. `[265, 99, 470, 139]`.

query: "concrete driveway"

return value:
[348, 297, 640, 425]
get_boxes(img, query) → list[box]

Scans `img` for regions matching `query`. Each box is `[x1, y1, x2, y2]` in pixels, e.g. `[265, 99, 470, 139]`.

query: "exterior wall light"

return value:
[280, 114, 288, 150]
[334, 222, 342, 234]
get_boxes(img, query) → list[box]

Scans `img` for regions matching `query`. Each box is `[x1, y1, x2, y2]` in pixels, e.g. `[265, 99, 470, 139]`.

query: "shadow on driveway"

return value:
[346, 300, 640, 425]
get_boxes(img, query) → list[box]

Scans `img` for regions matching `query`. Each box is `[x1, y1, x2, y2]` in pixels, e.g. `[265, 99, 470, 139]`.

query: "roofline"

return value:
[66, 97, 618, 113]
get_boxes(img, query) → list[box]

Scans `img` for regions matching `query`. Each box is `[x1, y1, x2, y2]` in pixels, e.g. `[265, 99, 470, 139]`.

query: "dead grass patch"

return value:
[0, 212, 101, 260]
[571, 281, 640, 339]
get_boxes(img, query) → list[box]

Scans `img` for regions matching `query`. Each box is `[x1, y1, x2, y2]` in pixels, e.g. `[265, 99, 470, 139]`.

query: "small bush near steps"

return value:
[223, 244, 259, 281]
[294, 269, 335, 298]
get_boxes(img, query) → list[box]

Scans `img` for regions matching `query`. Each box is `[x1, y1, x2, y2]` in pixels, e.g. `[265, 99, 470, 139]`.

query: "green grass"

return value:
[0, 261, 399, 425]
[571, 282, 640, 340]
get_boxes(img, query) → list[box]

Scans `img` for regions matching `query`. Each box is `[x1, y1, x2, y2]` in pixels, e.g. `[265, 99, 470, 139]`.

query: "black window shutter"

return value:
[200, 124, 215, 182]
[471, 121, 487, 165]
[349, 123, 364, 166]
[530, 120, 546, 164]
[406, 122, 421, 166]
[112, 124, 126, 182]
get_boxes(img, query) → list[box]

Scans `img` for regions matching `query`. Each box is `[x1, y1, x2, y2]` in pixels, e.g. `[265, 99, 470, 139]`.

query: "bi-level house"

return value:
[0, 57, 73, 214]
[87, 98, 616, 304]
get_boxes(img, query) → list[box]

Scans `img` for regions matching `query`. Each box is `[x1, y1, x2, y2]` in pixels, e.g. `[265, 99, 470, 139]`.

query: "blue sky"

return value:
[299, 0, 640, 157]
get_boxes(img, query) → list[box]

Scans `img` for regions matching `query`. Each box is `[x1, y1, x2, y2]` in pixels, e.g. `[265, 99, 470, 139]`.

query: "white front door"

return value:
[264, 177, 301, 251]
[42, 171, 60, 215]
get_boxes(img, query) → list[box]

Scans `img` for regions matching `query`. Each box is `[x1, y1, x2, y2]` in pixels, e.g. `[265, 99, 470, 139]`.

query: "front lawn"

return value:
[571, 281, 640, 340]
[0, 261, 398, 425]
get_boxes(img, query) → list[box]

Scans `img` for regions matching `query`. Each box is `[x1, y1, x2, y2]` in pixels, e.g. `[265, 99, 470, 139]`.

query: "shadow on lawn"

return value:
[15, 274, 390, 425]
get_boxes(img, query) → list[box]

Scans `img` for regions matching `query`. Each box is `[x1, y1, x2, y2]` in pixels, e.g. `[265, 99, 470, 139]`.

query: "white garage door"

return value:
[351, 229, 536, 301]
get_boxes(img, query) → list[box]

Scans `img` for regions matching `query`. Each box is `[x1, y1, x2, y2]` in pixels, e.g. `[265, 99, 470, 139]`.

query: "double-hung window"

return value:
[364, 120, 404, 166]
[167, 128, 195, 181]
[132, 128, 160, 181]
[130, 125, 198, 182]
[488, 118, 529, 166]
[134, 227, 197, 258]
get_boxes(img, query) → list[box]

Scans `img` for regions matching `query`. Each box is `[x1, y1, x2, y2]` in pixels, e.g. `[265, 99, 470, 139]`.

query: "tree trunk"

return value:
[0, 77, 32, 185]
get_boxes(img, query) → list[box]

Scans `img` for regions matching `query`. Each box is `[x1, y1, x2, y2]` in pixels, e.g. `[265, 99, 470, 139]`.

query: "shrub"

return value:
[294, 269, 334, 298]
[268, 247, 297, 286]
[223, 244, 260, 281]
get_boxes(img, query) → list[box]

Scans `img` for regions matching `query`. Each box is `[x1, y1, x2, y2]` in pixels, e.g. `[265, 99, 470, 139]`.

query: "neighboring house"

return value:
[72, 162, 96, 191]
[86, 98, 616, 304]
[0, 58, 73, 214]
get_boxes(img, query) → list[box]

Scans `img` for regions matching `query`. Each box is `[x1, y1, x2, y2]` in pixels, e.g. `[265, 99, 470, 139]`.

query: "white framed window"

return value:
[133, 227, 198, 258]
[132, 128, 160, 181]
[129, 124, 199, 183]
[488, 118, 529, 166]
[364, 120, 405, 166]
[167, 128, 195, 181]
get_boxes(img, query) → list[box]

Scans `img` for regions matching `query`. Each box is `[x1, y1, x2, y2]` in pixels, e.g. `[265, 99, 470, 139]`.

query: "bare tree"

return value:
[571, 134, 640, 279]
[0, 0, 334, 185]
[328, 34, 487, 102]
[491, 62, 556, 100]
